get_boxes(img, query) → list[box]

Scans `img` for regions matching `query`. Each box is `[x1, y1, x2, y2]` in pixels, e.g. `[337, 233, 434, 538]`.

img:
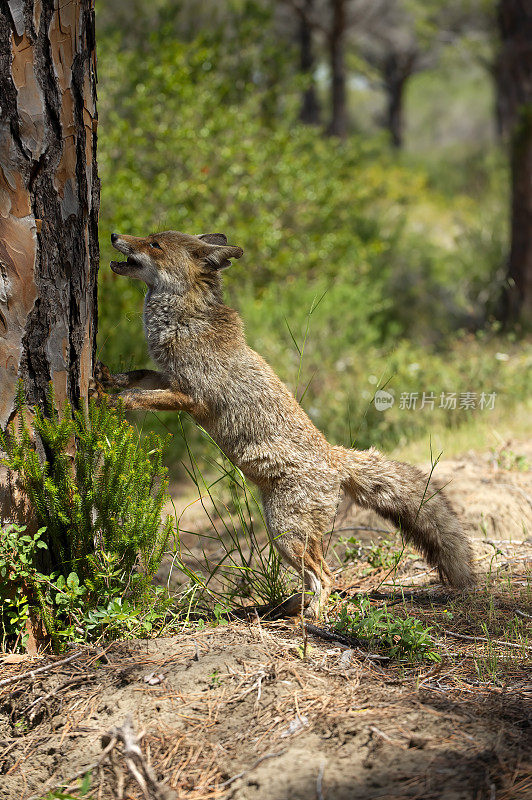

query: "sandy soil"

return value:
[0, 441, 530, 800]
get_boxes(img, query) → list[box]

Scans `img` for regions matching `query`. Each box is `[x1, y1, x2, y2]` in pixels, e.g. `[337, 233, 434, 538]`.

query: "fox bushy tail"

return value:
[337, 446, 475, 588]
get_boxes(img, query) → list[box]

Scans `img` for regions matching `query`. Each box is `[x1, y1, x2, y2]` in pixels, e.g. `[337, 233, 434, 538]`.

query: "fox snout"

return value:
[110, 232, 143, 258]
[110, 233, 156, 276]
[109, 230, 244, 289]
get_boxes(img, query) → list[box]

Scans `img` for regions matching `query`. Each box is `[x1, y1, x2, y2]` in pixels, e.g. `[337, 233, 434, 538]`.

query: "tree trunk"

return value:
[492, 59, 513, 139]
[327, 0, 348, 138]
[383, 52, 416, 150]
[298, 0, 320, 125]
[384, 76, 406, 149]
[503, 109, 532, 324]
[496, 0, 532, 326]
[0, 0, 99, 515]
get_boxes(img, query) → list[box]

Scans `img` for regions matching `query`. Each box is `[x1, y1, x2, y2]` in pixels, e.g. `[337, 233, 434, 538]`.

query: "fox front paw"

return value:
[94, 361, 115, 389]
[89, 362, 117, 404]
[88, 376, 105, 402]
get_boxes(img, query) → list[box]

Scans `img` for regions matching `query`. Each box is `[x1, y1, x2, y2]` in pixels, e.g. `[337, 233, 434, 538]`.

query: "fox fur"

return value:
[96, 230, 475, 618]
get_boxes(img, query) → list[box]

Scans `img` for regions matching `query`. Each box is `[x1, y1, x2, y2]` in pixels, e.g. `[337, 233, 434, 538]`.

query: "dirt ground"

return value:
[0, 440, 531, 800]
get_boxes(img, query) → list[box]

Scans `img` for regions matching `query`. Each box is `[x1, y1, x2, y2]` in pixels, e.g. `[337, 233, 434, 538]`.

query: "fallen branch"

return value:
[27, 716, 175, 800]
[369, 725, 405, 748]
[0, 649, 90, 688]
[369, 589, 450, 604]
[442, 629, 532, 653]
[316, 759, 326, 800]
[23, 674, 98, 721]
[304, 623, 389, 660]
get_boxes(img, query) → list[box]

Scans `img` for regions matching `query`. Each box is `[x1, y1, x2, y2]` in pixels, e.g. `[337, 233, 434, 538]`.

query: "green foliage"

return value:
[339, 535, 401, 570]
[334, 594, 441, 662]
[0, 523, 55, 648]
[0, 390, 173, 650]
[339, 535, 364, 563]
[97, 26, 413, 368]
[41, 775, 93, 800]
[283, 332, 530, 452]
[492, 446, 530, 472]
[94, 11, 527, 468]
[366, 539, 402, 570]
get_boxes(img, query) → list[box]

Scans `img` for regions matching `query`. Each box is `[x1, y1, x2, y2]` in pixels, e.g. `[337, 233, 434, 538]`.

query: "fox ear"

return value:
[198, 233, 228, 246]
[204, 244, 244, 270]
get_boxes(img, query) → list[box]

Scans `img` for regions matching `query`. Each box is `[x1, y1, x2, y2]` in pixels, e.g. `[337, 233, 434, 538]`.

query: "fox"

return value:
[94, 229, 475, 619]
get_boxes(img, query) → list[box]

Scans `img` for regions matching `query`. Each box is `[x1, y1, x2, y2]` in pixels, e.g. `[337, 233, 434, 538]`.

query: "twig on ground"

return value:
[28, 716, 175, 800]
[369, 725, 405, 747]
[22, 674, 97, 720]
[0, 650, 92, 688]
[108, 716, 175, 800]
[253, 609, 266, 644]
[193, 639, 201, 661]
[304, 623, 389, 660]
[442, 629, 532, 653]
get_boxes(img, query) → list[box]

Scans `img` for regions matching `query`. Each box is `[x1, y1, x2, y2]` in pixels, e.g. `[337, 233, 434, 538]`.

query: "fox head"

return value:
[110, 231, 243, 295]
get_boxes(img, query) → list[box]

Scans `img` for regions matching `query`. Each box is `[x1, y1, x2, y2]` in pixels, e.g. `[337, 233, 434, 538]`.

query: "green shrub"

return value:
[0, 390, 173, 651]
[93, 18, 526, 470]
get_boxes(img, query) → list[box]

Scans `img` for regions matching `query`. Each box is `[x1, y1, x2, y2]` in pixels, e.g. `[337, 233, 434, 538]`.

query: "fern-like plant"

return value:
[0, 385, 172, 645]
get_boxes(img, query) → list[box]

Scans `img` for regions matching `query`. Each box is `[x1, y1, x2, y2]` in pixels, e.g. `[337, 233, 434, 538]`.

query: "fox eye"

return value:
[150, 241, 161, 249]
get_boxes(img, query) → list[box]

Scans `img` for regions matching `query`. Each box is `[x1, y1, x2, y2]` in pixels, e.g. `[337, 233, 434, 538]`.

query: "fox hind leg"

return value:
[272, 531, 333, 619]
[262, 490, 337, 620]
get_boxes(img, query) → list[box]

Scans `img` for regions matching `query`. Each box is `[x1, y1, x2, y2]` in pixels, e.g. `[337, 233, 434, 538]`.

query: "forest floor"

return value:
[1, 439, 531, 800]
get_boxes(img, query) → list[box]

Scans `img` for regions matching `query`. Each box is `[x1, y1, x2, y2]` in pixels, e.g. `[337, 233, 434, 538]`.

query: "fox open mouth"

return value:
[110, 255, 142, 274]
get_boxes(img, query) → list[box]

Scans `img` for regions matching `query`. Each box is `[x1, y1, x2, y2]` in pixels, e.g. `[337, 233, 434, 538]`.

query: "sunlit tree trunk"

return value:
[0, 0, 99, 517]
[496, 0, 532, 326]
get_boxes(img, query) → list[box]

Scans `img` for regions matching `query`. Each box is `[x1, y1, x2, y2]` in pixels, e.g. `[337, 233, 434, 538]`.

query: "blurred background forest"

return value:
[94, 0, 531, 471]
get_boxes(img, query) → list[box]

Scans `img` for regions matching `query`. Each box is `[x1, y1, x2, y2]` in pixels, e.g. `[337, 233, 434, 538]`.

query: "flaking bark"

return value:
[0, 0, 99, 424]
[0, 0, 99, 524]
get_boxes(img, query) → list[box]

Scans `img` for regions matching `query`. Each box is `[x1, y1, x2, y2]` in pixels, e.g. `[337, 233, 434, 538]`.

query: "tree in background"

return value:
[457, 1, 510, 139]
[325, 0, 349, 136]
[356, 0, 475, 149]
[496, 0, 532, 326]
[0, 0, 99, 518]
[359, 11, 425, 149]
[281, 0, 384, 137]
[291, 0, 322, 124]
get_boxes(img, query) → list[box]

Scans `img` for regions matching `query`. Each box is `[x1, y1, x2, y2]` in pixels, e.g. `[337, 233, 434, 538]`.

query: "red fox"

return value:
[95, 230, 475, 618]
